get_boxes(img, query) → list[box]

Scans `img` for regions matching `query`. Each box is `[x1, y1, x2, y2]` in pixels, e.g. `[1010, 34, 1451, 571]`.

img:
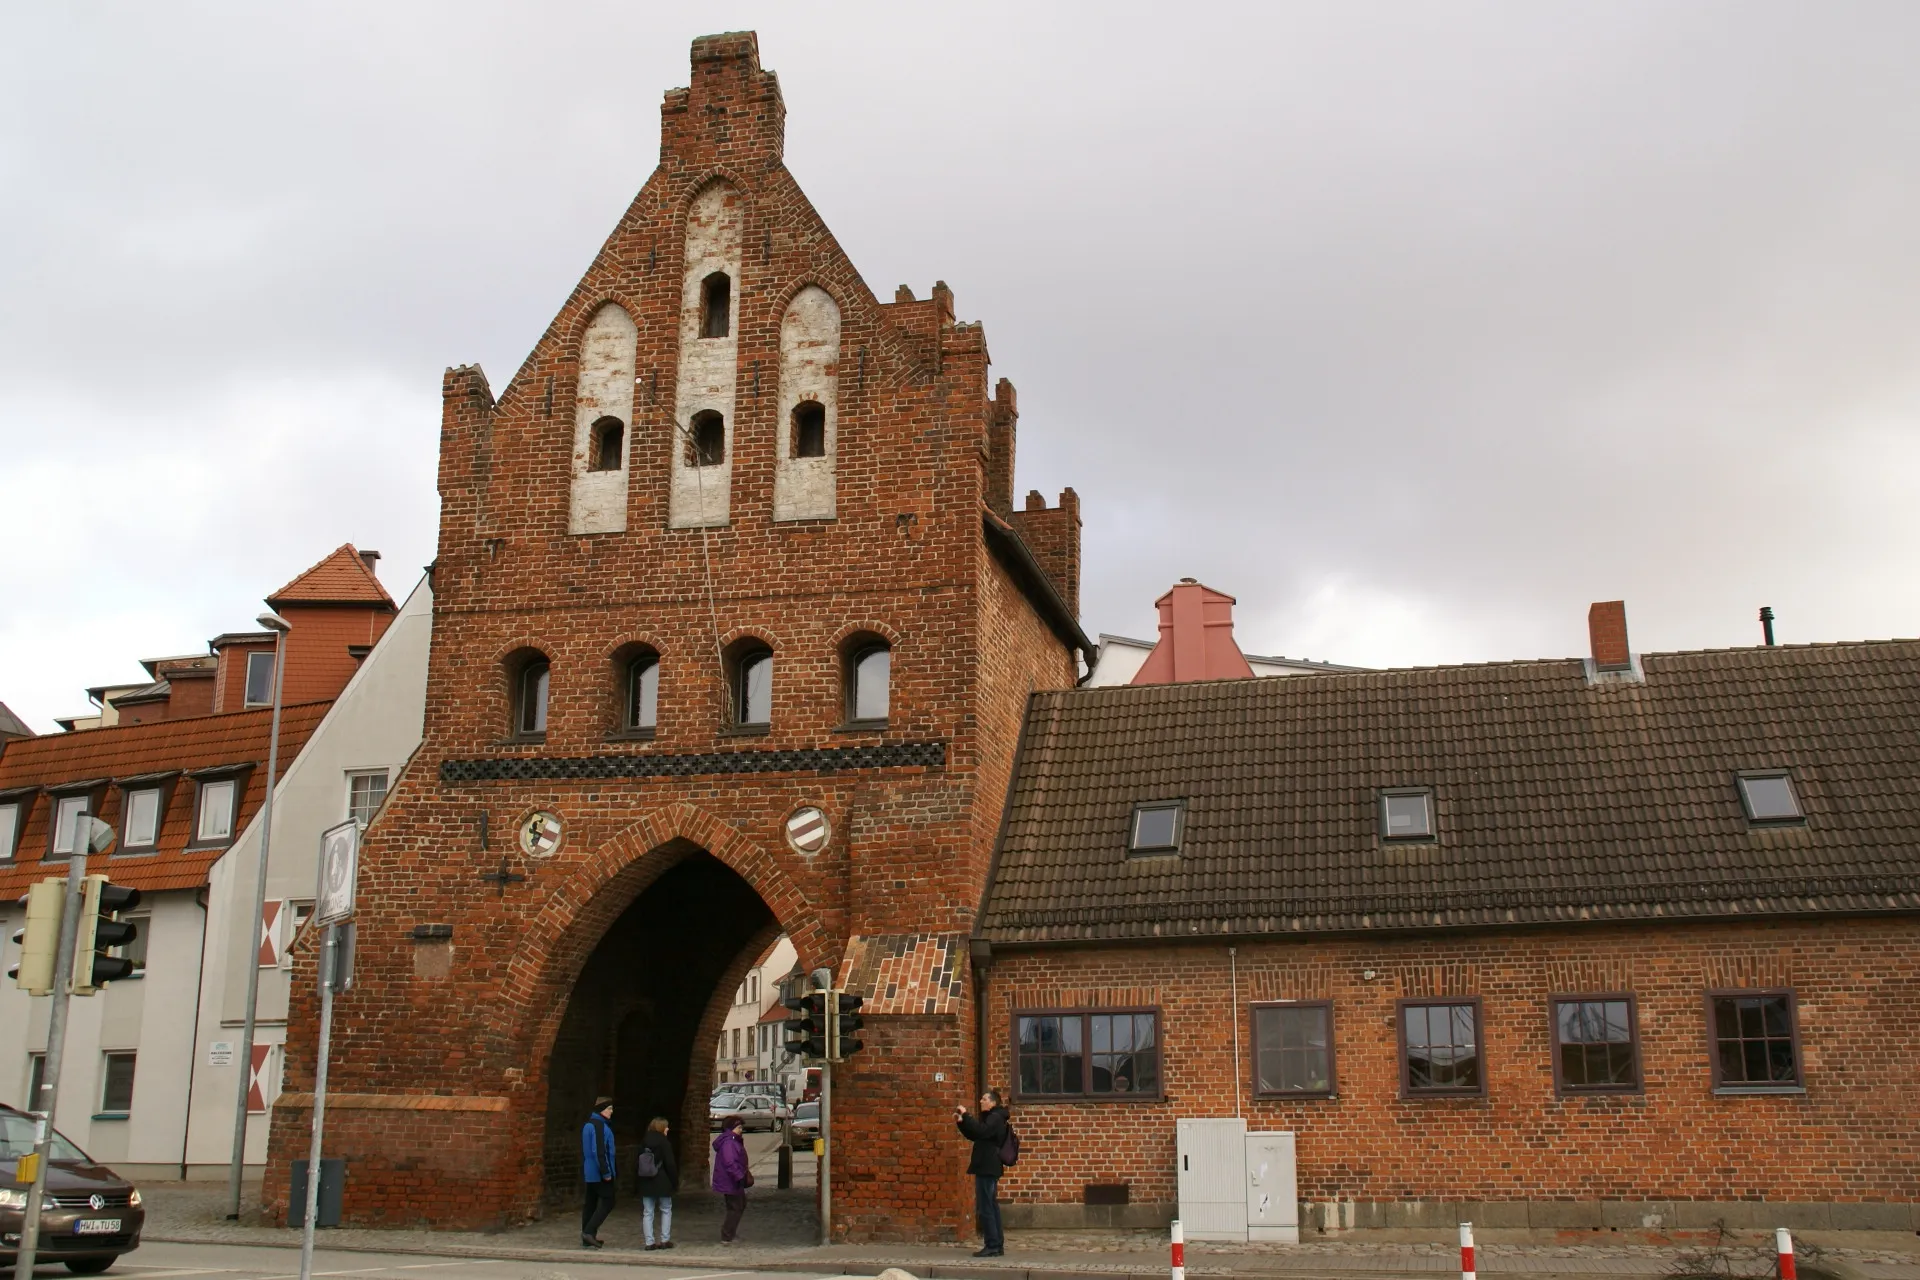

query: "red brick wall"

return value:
[982, 918, 1920, 1213]
[269, 33, 1080, 1238]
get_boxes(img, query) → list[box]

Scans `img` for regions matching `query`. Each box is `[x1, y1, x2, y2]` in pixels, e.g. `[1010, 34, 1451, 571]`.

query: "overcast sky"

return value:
[4, 2, 1919, 731]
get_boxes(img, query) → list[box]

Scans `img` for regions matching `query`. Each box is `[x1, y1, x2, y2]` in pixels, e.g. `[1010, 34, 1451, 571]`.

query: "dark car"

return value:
[1, 1105, 145, 1274]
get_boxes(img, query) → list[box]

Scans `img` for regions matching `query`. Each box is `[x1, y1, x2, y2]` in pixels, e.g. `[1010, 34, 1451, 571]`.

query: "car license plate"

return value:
[75, 1219, 122, 1234]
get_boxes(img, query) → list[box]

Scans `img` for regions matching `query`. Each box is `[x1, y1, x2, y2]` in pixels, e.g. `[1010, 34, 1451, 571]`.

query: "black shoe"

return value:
[658, 1241, 674, 1249]
[644, 1242, 658, 1251]
[582, 1233, 602, 1248]
[974, 1247, 1004, 1257]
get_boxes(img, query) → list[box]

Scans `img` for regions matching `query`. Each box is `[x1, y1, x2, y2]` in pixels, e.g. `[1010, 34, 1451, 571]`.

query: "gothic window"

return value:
[700, 272, 731, 339]
[845, 640, 889, 725]
[589, 417, 625, 472]
[792, 400, 826, 458]
[512, 654, 550, 739]
[689, 411, 725, 467]
[626, 652, 659, 733]
[729, 642, 773, 728]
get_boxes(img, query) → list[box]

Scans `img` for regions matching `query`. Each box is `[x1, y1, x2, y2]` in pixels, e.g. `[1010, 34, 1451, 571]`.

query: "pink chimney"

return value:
[1130, 579, 1257, 685]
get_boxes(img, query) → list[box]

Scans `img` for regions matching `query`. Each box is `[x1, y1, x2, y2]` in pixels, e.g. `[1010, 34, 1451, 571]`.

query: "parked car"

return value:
[1, 1104, 146, 1274]
[707, 1094, 789, 1132]
[788, 1100, 820, 1149]
[712, 1080, 786, 1105]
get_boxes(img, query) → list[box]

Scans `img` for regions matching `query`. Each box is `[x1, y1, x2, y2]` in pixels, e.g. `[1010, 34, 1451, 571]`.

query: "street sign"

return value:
[314, 820, 359, 927]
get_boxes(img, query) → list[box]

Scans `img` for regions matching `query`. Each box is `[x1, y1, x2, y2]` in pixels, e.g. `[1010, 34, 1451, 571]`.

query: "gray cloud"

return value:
[5, 1, 1918, 728]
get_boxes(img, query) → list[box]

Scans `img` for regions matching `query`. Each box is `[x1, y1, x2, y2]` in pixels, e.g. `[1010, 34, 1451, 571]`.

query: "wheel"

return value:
[66, 1260, 117, 1275]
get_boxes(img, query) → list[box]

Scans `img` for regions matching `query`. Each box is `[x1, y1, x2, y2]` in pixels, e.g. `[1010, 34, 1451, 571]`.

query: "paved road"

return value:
[34, 1238, 871, 1279]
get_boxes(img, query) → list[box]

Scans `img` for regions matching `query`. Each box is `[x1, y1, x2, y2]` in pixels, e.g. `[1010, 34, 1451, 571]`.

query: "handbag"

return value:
[741, 1170, 756, 1188]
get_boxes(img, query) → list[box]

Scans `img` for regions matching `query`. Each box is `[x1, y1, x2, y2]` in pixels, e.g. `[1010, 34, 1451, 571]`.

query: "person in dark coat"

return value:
[636, 1115, 678, 1249]
[710, 1114, 751, 1243]
[579, 1097, 617, 1248]
[954, 1089, 1009, 1256]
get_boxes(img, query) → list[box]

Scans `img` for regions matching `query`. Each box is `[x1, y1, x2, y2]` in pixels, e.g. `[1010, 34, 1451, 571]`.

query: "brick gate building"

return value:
[266, 32, 1087, 1237]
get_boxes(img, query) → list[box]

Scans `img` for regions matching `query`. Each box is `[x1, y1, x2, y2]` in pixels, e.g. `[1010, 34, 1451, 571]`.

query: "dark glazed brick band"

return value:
[439, 741, 945, 784]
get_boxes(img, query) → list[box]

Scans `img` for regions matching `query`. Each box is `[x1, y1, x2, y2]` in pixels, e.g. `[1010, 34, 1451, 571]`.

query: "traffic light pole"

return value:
[13, 848, 87, 1280]
[818, 1056, 831, 1246]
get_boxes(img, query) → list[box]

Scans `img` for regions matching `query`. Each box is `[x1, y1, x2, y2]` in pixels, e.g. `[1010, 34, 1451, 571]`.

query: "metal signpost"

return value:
[13, 813, 116, 1280]
[298, 819, 360, 1280]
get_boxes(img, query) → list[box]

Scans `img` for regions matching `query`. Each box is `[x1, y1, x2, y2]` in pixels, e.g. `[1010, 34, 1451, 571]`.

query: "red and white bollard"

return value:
[1460, 1221, 1476, 1280]
[1776, 1228, 1797, 1280]
[1170, 1218, 1185, 1280]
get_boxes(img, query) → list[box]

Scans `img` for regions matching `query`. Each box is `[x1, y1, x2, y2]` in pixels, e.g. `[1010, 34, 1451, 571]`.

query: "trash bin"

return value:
[286, 1158, 345, 1228]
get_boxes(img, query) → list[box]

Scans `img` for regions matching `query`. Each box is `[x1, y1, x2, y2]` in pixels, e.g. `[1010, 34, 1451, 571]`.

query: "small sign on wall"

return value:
[209, 1041, 235, 1068]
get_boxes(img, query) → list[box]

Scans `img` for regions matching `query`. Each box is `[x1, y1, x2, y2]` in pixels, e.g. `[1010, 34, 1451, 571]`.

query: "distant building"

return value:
[1086, 580, 1362, 686]
[715, 935, 797, 1092]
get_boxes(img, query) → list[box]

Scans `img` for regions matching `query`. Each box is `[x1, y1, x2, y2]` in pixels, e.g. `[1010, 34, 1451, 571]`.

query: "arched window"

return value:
[626, 651, 659, 733]
[792, 400, 826, 458]
[589, 417, 625, 472]
[688, 411, 725, 467]
[513, 655, 550, 738]
[700, 272, 731, 339]
[847, 641, 890, 725]
[729, 642, 773, 728]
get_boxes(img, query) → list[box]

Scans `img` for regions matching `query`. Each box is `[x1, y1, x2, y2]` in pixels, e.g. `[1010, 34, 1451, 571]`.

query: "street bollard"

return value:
[1776, 1228, 1797, 1280]
[1460, 1221, 1476, 1280]
[1170, 1218, 1185, 1280]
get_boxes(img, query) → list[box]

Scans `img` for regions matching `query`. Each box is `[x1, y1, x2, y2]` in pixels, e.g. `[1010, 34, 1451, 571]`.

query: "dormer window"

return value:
[1128, 800, 1185, 856]
[244, 651, 275, 707]
[689, 411, 725, 467]
[792, 401, 826, 458]
[196, 779, 236, 844]
[0, 800, 21, 861]
[1380, 788, 1434, 841]
[700, 271, 731, 339]
[589, 416, 625, 472]
[1737, 772, 1803, 824]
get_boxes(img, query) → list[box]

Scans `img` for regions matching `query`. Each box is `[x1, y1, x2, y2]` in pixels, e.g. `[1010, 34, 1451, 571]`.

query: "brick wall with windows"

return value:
[981, 917, 1920, 1222]
[266, 31, 1082, 1238]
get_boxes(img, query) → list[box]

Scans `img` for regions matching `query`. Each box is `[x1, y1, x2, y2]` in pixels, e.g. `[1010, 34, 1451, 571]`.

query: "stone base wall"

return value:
[1003, 1200, 1920, 1233]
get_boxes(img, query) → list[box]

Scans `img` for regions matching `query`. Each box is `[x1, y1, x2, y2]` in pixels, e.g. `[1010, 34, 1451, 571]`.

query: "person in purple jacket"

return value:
[710, 1114, 752, 1243]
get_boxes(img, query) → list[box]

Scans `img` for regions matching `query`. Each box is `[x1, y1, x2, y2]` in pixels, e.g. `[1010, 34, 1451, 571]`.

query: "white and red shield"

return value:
[246, 1043, 274, 1114]
[784, 806, 829, 855]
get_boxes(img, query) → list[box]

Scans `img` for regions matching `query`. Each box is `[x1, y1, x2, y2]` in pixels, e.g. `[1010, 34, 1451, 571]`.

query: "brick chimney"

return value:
[1130, 579, 1257, 685]
[1588, 600, 1630, 671]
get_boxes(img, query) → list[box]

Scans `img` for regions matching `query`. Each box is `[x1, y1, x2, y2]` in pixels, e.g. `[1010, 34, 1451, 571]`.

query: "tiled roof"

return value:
[0, 702, 331, 896]
[979, 640, 1920, 945]
[268, 544, 394, 609]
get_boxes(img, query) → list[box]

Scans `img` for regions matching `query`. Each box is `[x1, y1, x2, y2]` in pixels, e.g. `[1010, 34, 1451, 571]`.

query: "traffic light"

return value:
[829, 990, 865, 1060]
[9, 879, 66, 995]
[71, 875, 141, 995]
[782, 990, 827, 1060]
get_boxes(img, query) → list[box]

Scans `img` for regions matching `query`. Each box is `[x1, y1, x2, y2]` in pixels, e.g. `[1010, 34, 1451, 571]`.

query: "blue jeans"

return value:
[974, 1175, 1003, 1250]
[641, 1195, 672, 1245]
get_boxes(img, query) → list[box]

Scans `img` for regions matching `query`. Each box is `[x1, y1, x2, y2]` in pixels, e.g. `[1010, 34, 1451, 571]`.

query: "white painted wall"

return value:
[670, 182, 741, 529]
[1085, 633, 1363, 687]
[569, 302, 637, 535]
[182, 574, 432, 1173]
[773, 286, 840, 522]
[715, 934, 796, 1088]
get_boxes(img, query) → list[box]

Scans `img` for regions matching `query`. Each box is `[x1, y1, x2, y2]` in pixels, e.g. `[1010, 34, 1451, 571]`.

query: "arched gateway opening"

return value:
[538, 842, 793, 1210]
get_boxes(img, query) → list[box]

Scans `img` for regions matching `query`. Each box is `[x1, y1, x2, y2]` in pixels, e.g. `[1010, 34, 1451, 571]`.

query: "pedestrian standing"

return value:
[580, 1097, 618, 1248]
[954, 1088, 1009, 1257]
[637, 1115, 678, 1250]
[711, 1114, 753, 1243]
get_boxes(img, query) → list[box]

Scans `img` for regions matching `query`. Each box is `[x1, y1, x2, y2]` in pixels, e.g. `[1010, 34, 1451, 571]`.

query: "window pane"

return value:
[125, 789, 160, 847]
[198, 780, 235, 841]
[1740, 775, 1800, 821]
[245, 651, 275, 706]
[521, 663, 549, 734]
[1091, 1016, 1111, 1053]
[1038, 1056, 1061, 1093]
[631, 659, 659, 729]
[1383, 792, 1432, 838]
[54, 796, 88, 855]
[1132, 806, 1179, 851]
[1406, 1002, 1477, 1092]
[741, 653, 772, 724]
[1761, 996, 1790, 1037]
[1256, 1007, 1330, 1094]
[348, 772, 389, 827]
[0, 803, 16, 859]
[853, 647, 889, 721]
[101, 1054, 136, 1113]
[119, 917, 149, 973]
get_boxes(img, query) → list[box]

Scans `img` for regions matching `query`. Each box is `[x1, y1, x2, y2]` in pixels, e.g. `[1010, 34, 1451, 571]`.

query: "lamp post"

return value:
[226, 612, 290, 1219]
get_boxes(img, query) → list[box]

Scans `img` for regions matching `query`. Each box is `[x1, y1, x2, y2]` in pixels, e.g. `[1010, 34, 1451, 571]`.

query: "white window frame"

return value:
[0, 801, 19, 861]
[117, 914, 150, 976]
[244, 651, 276, 707]
[123, 787, 163, 850]
[51, 794, 90, 856]
[346, 769, 390, 828]
[196, 778, 237, 843]
[99, 1051, 137, 1115]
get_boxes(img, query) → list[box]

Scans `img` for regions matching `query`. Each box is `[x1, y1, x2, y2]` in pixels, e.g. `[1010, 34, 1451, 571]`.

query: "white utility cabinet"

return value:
[1244, 1130, 1299, 1242]
[1176, 1117, 1248, 1241]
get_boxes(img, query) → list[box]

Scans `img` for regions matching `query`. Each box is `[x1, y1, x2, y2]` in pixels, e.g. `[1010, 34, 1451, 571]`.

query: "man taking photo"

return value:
[954, 1089, 1009, 1257]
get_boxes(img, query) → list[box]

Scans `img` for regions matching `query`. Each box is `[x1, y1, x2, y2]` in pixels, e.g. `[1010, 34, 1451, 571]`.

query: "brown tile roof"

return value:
[979, 640, 1920, 945]
[267, 544, 394, 609]
[0, 701, 331, 896]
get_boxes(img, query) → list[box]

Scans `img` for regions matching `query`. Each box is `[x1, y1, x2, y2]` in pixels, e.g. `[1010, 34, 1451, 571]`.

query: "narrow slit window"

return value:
[734, 648, 772, 727]
[792, 401, 827, 458]
[517, 659, 550, 737]
[700, 272, 731, 339]
[848, 643, 889, 723]
[627, 655, 659, 731]
[590, 416, 625, 471]
[689, 411, 725, 467]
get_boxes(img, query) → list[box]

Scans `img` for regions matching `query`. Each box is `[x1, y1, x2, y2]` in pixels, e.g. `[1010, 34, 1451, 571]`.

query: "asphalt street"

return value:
[24, 1239, 873, 1279]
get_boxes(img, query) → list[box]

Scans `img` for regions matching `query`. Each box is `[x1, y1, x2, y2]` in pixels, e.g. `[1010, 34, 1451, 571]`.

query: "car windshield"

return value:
[795, 1103, 818, 1120]
[710, 1095, 743, 1108]
[0, 1112, 88, 1162]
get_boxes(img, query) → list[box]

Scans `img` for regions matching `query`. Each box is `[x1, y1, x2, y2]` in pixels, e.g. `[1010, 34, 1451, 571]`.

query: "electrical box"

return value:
[1176, 1117, 1247, 1241]
[1245, 1130, 1299, 1243]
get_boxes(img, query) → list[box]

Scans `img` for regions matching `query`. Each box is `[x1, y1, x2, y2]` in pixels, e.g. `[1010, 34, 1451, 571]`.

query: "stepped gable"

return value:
[981, 639, 1920, 943]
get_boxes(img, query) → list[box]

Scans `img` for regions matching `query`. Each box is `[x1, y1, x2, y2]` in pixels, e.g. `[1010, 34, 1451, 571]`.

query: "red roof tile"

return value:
[0, 702, 331, 897]
[267, 545, 394, 609]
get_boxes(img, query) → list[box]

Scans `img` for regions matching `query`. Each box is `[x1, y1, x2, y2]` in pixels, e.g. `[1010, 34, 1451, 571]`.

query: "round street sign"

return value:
[518, 810, 563, 858]
[784, 806, 830, 855]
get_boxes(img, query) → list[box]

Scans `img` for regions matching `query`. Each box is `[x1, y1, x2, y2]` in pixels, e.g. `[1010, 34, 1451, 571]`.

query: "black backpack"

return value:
[636, 1144, 660, 1179]
[999, 1123, 1020, 1167]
